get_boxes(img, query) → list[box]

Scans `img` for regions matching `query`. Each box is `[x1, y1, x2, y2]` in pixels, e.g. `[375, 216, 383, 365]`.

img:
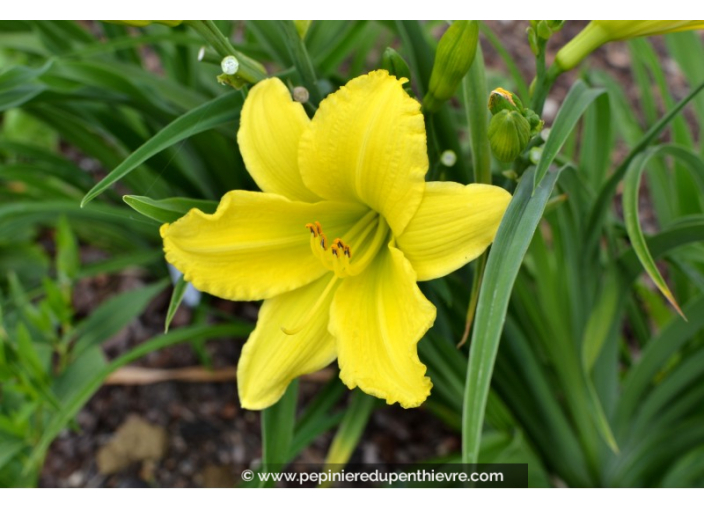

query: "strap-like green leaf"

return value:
[164, 274, 188, 333]
[533, 81, 605, 189]
[123, 195, 217, 224]
[260, 380, 298, 487]
[324, 390, 376, 467]
[81, 92, 243, 207]
[585, 81, 704, 253]
[462, 165, 562, 464]
[623, 151, 685, 317]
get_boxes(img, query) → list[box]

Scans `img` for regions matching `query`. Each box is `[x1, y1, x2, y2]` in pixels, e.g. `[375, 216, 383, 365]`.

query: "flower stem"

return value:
[186, 21, 267, 84]
[459, 41, 491, 348]
[280, 20, 323, 105]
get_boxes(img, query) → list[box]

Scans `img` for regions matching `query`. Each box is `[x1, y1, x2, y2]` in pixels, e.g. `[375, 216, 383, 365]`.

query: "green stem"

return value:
[458, 251, 487, 348]
[532, 66, 561, 116]
[280, 20, 322, 105]
[458, 42, 492, 348]
[463, 42, 491, 185]
[530, 38, 549, 114]
[186, 20, 267, 84]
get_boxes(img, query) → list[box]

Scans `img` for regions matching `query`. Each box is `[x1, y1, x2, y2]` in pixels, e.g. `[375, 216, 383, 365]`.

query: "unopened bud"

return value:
[546, 20, 565, 33]
[526, 26, 540, 56]
[221, 55, 239, 75]
[381, 47, 411, 82]
[422, 20, 479, 113]
[293, 86, 310, 103]
[294, 20, 312, 39]
[530, 20, 565, 41]
[554, 21, 703, 72]
[488, 87, 521, 115]
[523, 108, 544, 136]
[488, 110, 530, 163]
[197, 46, 206, 62]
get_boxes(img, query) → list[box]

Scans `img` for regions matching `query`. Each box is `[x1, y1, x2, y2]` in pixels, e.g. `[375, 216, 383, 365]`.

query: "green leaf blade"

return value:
[462, 166, 563, 464]
[533, 81, 605, 189]
[81, 92, 243, 207]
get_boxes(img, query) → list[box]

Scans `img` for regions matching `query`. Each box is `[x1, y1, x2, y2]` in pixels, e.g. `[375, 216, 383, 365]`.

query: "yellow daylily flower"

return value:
[556, 20, 704, 71]
[161, 70, 511, 410]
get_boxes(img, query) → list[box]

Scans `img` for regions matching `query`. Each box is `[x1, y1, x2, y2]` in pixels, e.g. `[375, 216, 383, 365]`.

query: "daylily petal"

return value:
[330, 242, 436, 408]
[238, 276, 339, 409]
[161, 190, 366, 301]
[299, 70, 428, 236]
[238, 78, 319, 202]
[397, 182, 511, 281]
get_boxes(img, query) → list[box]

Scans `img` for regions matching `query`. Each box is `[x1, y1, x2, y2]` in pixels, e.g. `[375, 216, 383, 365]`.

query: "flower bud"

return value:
[556, 21, 704, 71]
[381, 47, 411, 82]
[526, 26, 540, 56]
[381, 47, 413, 96]
[294, 20, 312, 40]
[422, 20, 479, 113]
[488, 87, 522, 115]
[488, 110, 530, 163]
[523, 108, 544, 137]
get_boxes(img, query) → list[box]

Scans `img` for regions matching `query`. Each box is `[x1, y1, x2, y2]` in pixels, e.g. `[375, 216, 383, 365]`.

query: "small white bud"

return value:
[197, 46, 206, 62]
[293, 86, 309, 103]
[221, 55, 239, 76]
[440, 150, 457, 167]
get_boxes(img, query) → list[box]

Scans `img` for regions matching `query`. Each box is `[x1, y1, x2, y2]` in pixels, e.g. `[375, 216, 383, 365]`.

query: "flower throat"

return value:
[280, 211, 389, 336]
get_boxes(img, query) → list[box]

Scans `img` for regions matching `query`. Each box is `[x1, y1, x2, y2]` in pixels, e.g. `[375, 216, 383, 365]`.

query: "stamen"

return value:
[281, 275, 339, 336]
[304, 213, 380, 279]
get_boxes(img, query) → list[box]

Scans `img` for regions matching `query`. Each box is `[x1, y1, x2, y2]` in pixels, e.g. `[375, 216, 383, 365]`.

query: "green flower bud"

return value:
[529, 20, 565, 42]
[526, 26, 540, 56]
[523, 108, 544, 136]
[546, 20, 565, 33]
[488, 110, 530, 163]
[422, 20, 479, 113]
[294, 20, 312, 40]
[381, 47, 411, 82]
[555, 21, 704, 72]
[537, 20, 553, 40]
[488, 87, 521, 115]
